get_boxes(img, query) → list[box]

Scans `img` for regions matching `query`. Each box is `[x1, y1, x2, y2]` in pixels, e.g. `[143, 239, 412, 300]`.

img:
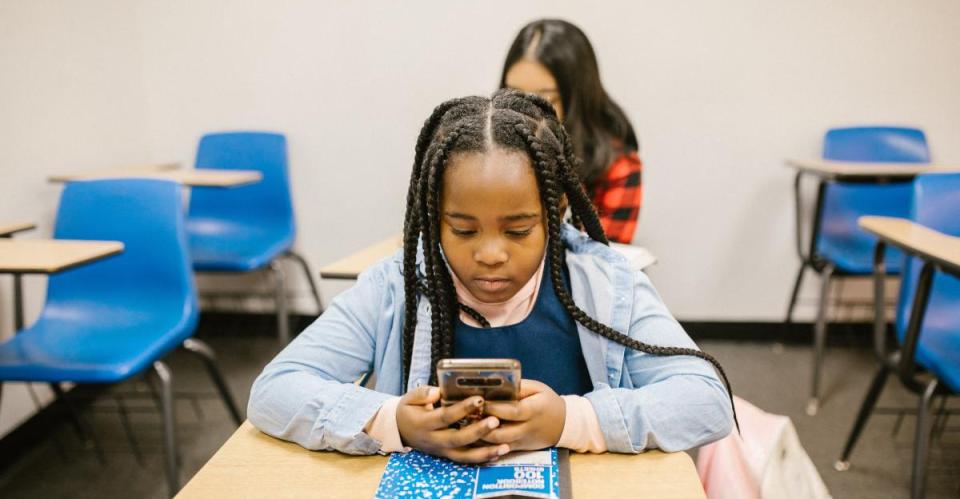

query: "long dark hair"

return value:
[401, 90, 736, 427]
[500, 19, 638, 187]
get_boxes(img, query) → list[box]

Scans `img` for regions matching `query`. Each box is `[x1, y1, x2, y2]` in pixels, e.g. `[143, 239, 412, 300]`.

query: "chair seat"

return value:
[188, 217, 294, 272]
[816, 237, 906, 274]
[0, 300, 195, 383]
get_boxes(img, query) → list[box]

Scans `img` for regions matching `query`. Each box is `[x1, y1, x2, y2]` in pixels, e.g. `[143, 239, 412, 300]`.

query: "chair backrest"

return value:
[823, 126, 930, 163]
[815, 127, 929, 273]
[187, 131, 295, 236]
[46, 179, 198, 325]
[895, 173, 960, 340]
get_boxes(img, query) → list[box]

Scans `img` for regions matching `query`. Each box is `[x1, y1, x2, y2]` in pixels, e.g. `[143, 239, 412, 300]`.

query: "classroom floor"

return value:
[0, 316, 956, 499]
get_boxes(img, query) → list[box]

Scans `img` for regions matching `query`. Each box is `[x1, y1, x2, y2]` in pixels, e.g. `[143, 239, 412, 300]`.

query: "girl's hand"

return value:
[396, 385, 510, 463]
[482, 380, 566, 451]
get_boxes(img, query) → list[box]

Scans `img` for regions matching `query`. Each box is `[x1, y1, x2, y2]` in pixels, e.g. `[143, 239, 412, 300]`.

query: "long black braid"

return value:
[401, 90, 737, 429]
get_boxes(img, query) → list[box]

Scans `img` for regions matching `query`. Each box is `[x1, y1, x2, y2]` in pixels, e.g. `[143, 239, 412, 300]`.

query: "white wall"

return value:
[2, 0, 960, 434]
[0, 0, 150, 436]
[133, 0, 960, 320]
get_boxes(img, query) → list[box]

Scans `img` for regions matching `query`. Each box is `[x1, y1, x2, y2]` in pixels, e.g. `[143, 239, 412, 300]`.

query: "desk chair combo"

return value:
[835, 173, 960, 499]
[786, 126, 928, 415]
[0, 179, 242, 496]
[186, 132, 322, 343]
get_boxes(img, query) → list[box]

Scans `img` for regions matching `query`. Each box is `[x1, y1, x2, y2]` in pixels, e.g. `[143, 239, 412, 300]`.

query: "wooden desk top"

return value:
[859, 216, 960, 276]
[320, 236, 658, 280]
[47, 162, 180, 183]
[49, 166, 262, 188]
[178, 421, 705, 499]
[786, 158, 960, 180]
[0, 222, 36, 237]
[0, 239, 124, 274]
[320, 235, 403, 280]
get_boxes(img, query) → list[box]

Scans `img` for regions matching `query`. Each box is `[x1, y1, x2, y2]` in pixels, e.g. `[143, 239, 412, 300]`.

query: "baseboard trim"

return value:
[681, 320, 878, 346]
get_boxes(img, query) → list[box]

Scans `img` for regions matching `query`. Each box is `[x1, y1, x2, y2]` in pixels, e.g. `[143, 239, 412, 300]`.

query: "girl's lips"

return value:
[474, 278, 511, 292]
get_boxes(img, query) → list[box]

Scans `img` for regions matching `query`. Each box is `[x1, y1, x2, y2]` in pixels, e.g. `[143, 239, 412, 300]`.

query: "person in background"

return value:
[501, 19, 642, 244]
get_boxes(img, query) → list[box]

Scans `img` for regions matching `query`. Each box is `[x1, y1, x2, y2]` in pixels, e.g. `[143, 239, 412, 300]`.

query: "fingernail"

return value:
[489, 456, 499, 463]
[428, 387, 438, 398]
[487, 418, 499, 429]
[498, 444, 510, 456]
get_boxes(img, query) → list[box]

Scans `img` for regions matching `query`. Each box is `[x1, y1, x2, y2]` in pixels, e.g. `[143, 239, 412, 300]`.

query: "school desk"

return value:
[47, 162, 180, 182]
[859, 216, 960, 276]
[177, 421, 707, 498]
[0, 221, 37, 343]
[0, 239, 124, 330]
[785, 158, 960, 181]
[320, 235, 658, 281]
[0, 238, 123, 407]
[0, 222, 36, 238]
[48, 164, 262, 188]
[785, 158, 960, 414]
[784, 157, 960, 287]
[784, 157, 960, 274]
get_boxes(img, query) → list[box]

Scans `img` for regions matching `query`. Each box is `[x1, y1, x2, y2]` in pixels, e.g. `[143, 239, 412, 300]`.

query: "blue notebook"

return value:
[375, 448, 561, 498]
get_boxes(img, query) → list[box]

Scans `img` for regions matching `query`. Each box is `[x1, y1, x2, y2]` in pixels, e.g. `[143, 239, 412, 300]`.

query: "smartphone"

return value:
[436, 358, 521, 427]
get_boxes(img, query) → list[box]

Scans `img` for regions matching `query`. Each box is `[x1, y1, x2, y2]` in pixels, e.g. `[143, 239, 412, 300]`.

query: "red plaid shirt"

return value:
[589, 152, 643, 243]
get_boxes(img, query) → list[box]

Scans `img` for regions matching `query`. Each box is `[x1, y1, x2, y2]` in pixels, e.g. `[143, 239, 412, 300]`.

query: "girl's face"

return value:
[440, 148, 547, 303]
[505, 59, 563, 120]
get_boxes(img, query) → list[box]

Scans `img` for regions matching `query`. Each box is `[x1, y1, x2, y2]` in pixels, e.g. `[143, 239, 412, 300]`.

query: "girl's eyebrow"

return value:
[444, 212, 477, 220]
[443, 212, 540, 221]
[502, 213, 540, 221]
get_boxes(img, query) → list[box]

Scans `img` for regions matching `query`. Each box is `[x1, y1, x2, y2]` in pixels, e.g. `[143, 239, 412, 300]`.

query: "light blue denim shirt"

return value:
[248, 224, 733, 454]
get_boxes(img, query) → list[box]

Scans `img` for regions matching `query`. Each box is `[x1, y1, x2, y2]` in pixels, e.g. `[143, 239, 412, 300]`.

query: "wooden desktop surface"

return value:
[178, 421, 706, 499]
[859, 216, 960, 275]
[47, 162, 180, 182]
[0, 222, 36, 238]
[786, 158, 960, 180]
[319, 235, 404, 280]
[49, 166, 262, 187]
[320, 236, 657, 280]
[0, 239, 124, 273]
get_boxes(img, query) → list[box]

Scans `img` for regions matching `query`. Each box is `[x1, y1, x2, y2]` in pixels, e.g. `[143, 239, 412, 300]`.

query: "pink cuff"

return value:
[557, 395, 607, 453]
[363, 396, 410, 454]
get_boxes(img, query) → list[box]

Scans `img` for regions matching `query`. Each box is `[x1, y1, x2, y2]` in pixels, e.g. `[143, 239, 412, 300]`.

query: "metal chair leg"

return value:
[892, 409, 907, 438]
[835, 363, 890, 471]
[911, 379, 939, 499]
[182, 338, 243, 425]
[50, 383, 106, 464]
[270, 260, 290, 343]
[931, 394, 948, 439]
[808, 263, 834, 416]
[285, 250, 323, 315]
[785, 261, 807, 324]
[114, 394, 145, 466]
[152, 360, 179, 496]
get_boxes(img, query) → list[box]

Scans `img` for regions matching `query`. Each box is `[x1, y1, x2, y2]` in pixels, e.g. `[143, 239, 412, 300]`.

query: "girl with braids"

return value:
[502, 19, 643, 244]
[248, 90, 732, 464]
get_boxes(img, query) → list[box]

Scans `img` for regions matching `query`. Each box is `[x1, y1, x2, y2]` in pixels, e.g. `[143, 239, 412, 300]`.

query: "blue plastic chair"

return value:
[187, 132, 322, 342]
[0, 179, 241, 496]
[836, 172, 960, 498]
[786, 126, 928, 414]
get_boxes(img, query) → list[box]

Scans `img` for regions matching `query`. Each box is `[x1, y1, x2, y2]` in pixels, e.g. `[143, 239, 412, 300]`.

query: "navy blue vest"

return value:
[454, 259, 593, 396]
